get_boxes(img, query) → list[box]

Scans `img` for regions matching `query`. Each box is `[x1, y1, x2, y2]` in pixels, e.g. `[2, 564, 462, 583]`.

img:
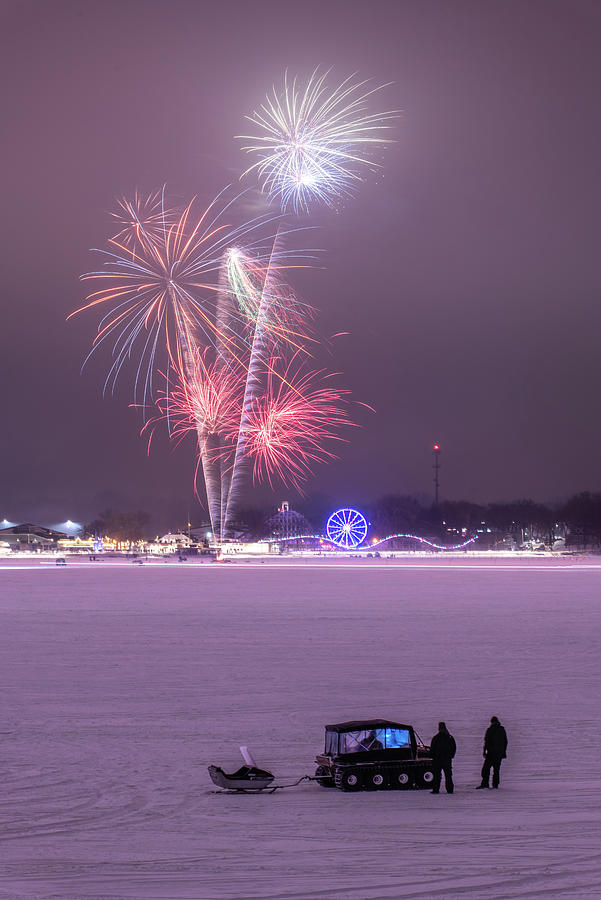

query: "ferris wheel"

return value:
[326, 508, 368, 549]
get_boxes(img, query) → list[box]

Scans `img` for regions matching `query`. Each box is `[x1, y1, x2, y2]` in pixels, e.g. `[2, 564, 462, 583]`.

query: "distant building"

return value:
[267, 501, 313, 541]
[57, 536, 94, 552]
[220, 541, 269, 556]
[0, 523, 68, 550]
[565, 527, 601, 550]
[158, 532, 193, 548]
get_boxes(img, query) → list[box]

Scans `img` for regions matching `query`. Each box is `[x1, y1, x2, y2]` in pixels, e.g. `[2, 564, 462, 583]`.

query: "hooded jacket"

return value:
[484, 722, 508, 758]
[430, 727, 457, 762]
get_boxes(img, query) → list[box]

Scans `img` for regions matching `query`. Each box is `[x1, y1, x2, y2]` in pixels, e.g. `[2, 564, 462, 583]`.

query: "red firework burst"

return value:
[243, 358, 355, 490]
[153, 353, 243, 447]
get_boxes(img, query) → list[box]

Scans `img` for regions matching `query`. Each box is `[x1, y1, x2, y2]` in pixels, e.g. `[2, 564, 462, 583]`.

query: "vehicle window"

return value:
[325, 731, 338, 755]
[384, 728, 411, 748]
[340, 729, 386, 753]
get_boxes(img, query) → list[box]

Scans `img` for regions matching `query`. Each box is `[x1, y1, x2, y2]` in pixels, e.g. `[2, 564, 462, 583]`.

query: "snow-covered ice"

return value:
[1, 559, 600, 898]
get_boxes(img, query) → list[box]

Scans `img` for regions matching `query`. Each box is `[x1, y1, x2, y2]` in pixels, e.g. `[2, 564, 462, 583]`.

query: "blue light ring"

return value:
[326, 508, 368, 548]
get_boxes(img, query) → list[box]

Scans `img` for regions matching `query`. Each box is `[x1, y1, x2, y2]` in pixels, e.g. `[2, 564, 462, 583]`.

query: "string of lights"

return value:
[259, 533, 479, 551]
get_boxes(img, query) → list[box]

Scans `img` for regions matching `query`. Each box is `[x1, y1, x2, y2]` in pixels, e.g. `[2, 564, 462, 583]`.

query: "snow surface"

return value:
[1, 558, 600, 899]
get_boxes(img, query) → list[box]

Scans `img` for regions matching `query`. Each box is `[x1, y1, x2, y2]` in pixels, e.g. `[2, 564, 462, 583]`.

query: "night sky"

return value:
[2, 0, 601, 530]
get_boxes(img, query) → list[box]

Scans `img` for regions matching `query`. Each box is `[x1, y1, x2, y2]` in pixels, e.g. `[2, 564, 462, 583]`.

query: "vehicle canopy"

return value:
[324, 720, 416, 758]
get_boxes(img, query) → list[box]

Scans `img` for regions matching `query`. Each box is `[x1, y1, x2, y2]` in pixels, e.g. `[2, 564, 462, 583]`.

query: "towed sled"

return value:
[208, 746, 275, 792]
[208, 764, 275, 792]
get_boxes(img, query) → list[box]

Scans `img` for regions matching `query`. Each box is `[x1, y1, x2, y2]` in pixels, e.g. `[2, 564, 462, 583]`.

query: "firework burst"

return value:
[109, 190, 173, 252]
[70, 187, 304, 405]
[153, 353, 243, 444]
[238, 68, 397, 212]
[242, 357, 354, 491]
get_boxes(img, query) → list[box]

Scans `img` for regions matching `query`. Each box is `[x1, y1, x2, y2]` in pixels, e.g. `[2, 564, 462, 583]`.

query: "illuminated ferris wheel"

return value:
[326, 508, 368, 549]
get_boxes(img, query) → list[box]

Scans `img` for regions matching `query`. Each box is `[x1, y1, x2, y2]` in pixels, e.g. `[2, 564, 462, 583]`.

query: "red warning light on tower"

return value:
[433, 443, 440, 451]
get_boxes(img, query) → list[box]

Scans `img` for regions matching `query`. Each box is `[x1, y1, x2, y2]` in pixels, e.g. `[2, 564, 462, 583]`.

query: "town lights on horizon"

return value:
[258, 516, 479, 552]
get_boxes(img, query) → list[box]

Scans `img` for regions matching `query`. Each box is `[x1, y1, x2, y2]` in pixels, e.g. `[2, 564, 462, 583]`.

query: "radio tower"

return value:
[433, 443, 441, 506]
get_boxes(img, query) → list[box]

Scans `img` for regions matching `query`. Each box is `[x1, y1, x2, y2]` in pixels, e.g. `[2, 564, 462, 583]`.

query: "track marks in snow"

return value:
[2, 568, 601, 898]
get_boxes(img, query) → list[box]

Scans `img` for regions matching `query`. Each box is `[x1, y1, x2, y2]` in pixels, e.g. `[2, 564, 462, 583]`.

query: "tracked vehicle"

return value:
[314, 719, 435, 791]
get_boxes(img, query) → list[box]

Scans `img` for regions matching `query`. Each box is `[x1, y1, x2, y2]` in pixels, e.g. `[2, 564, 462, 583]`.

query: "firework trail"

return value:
[213, 253, 239, 535]
[148, 352, 243, 530]
[221, 230, 320, 537]
[214, 238, 314, 536]
[225, 246, 312, 350]
[238, 68, 397, 212]
[221, 235, 281, 538]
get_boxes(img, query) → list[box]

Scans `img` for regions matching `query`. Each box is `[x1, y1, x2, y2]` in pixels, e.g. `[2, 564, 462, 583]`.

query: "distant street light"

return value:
[60, 520, 82, 535]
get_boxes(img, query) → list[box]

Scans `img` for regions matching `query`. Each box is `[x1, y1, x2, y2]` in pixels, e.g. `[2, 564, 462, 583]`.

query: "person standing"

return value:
[430, 721, 456, 794]
[477, 716, 508, 789]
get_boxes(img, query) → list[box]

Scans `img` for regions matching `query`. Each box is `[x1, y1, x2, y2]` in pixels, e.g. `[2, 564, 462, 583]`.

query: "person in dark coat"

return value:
[430, 721, 456, 794]
[477, 716, 508, 789]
